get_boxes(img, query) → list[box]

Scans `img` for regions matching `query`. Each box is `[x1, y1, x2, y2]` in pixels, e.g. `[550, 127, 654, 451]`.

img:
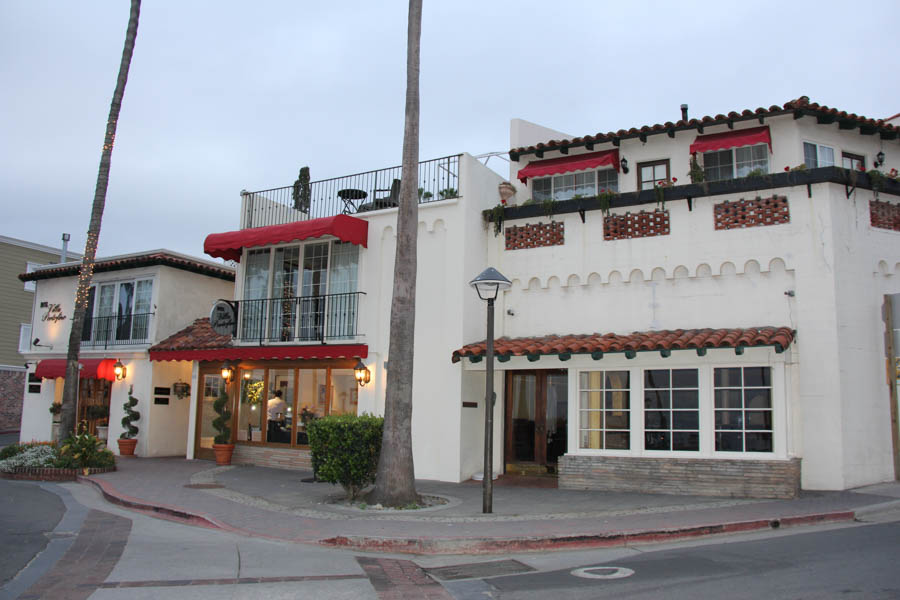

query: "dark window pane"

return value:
[606, 390, 629, 410]
[745, 432, 773, 452]
[743, 367, 770, 387]
[745, 389, 771, 409]
[745, 410, 772, 430]
[673, 431, 700, 451]
[715, 389, 742, 409]
[673, 411, 699, 430]
[673, 390, 699, 409]
[644, 410, 669, 429]
[605, 432, 629, 449]
[671, 369, 698, 388]
[715, 410, 743, 430]
[716, 432, 743, 451]
[714, 367, 742, 387]
[644, 390, 670, 409]
[645, 432, 670, 450]
[606, 411, 630, 430]
[606, 371, 630, 389]
[644, 369, 669, 389]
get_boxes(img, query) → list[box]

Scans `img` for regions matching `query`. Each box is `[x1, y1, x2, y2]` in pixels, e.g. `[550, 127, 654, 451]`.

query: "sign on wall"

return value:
[209, 300, 237, 336]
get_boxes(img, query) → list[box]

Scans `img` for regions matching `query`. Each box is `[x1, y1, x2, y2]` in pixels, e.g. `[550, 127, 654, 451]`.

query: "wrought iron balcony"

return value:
[235, 292, 364, 344]
[241, 154, 461, 229]
[81, 313, 153, 348]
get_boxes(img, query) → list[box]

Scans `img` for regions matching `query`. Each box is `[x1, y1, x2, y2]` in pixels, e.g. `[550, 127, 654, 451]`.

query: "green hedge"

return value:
[307, 414, 383, 500]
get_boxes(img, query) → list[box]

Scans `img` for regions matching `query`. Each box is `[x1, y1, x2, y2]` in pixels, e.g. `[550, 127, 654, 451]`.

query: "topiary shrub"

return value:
[120, 386, 140, 440]
[307, 414, 383, 501]
[212, 387, 232, 444]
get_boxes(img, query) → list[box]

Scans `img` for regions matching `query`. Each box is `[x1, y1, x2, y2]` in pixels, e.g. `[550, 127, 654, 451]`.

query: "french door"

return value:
[505, 369, 568, 468]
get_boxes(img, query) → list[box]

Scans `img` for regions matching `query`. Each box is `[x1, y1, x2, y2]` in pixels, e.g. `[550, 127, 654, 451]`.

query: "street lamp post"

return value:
[469, 267, 511, 513]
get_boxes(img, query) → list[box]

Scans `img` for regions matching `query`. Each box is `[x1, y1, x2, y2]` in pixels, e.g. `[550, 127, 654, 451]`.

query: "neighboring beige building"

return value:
[0, 235, 79, 433]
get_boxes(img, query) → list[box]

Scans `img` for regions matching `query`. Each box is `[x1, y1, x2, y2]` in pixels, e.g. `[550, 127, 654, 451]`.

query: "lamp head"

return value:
[469, 267, 511, 301]
[354, 359, 371, 387]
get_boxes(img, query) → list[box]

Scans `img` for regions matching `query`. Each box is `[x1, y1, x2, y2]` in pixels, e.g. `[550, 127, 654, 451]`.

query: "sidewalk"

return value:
[81, 457, 900, 555]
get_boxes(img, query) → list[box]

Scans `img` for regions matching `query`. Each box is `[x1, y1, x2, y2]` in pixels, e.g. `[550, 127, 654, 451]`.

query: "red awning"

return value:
[517, 149, 620, 183]
[34, 358, 117, 381]
[689, 125, 772, 155]
[204, 215, 368, 263]
[149, 344, 368, 362]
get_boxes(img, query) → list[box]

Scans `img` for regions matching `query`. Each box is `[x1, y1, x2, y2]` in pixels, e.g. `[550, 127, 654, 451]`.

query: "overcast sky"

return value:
[2, 1, 898, 261]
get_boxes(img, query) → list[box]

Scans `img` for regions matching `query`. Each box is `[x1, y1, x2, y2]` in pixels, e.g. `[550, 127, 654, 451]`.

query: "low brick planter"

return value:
[1, 466, 116, 482]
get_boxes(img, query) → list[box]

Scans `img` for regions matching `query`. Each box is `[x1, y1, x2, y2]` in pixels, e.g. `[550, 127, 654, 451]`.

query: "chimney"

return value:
[680, 104, 689, 121]
[60, 233, 71, 263]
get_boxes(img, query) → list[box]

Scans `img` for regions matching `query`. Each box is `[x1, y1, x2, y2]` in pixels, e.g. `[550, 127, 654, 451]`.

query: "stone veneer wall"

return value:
[870, 199, 900, 231]
[714, 196, 790, 230]
[0, 369, 25, 432]
[232, 444, 312, 471]
[559, 455, 801, 499]
[505, 222, 564, 250]
[603, 210, 670, 241]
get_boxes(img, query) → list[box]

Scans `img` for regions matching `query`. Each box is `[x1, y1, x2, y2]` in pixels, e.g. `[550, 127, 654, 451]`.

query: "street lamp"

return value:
[469, 267, 511, 513]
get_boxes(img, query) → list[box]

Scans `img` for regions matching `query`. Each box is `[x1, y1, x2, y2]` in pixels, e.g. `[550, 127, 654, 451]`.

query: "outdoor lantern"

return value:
[469, 267, 512, 301]
[620, 156, 630, 174]
[220, 362, 235, 383]
[354, 359, 371, 387]
[113, 360, 127, 381]
[875, 151, 886, 168]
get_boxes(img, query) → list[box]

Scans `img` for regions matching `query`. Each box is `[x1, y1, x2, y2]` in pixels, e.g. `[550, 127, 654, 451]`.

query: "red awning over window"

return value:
[34, 358, 117, 381]
[149, 344, 368, 362]
[204, 215, 368, 263]
[517, 149, 620, 184]
[689, 126, 772, 155]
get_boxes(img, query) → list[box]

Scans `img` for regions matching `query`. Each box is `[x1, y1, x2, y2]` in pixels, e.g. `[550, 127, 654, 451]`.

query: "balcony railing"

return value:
[241, 154, 461, 229]
[81, 313, 153, 348]
[236, 292, 364, 344]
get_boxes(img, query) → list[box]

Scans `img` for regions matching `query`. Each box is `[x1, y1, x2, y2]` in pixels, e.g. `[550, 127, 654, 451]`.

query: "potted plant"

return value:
[498, 181, 517, 206]
[49, 403, 62, 442]
[117, 387, 140, 456]
[212, 387, 234, 465]
[88, 405, 110, 441]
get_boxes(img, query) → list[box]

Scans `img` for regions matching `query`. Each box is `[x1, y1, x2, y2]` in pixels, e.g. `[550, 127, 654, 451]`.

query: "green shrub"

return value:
[56, 430, 115, 471]
[0, 445, 58, 472]
[0, 444, 23, 460]
[212, 387, 232, 444]
[307, 414, 383, 500]
[120, 387, 140, 440]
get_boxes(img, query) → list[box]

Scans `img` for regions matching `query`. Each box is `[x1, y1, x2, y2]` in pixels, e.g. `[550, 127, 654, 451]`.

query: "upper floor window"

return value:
[803, 142, 835, 168]
[533, 168, 618, 202]
[82, 278, 153, 345]
[19, 324, 32, 353]
[703, 144, 769, 182]
[842, 152, 865, 171]
[638, 160, 670, 190]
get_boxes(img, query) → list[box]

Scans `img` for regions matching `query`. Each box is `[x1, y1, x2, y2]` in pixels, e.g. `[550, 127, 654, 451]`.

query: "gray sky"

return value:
[2, 1, 898, 261]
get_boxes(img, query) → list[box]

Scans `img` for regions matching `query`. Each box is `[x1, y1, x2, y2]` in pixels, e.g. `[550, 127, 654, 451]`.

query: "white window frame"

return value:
[532, 167, 619, 202]
[83, 276, 155, 344]
[19, 323, 32, 353]
[702, 143, 769, 182]
[803, 141, 835, 168]
[24, 262, 41, 292]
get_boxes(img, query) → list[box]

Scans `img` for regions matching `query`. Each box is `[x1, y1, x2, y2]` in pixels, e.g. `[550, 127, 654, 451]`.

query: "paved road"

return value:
[0, 433, 18, 448]
[0, 480, 65, 587]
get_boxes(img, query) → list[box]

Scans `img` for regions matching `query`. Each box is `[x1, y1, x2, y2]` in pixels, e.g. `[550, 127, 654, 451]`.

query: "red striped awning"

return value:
[204, 215, 368, 263]
[689, 125, 772, 155]
[150, 344, 368, 362]
[34, 358, 117, 381]
[517, 149, 620, 184]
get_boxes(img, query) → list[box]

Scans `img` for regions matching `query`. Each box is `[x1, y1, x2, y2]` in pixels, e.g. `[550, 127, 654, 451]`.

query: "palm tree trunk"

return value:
[368, 0, 422, 506]
[59, 0, 141, 439]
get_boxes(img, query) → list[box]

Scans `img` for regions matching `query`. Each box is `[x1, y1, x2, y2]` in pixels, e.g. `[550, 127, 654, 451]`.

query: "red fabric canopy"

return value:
[204, 215, 368, 263]
[150, 344, 368, 362]
[34, 358, 117, 381]
[689, 126, 772, 155]
[517, 149, 620, 183]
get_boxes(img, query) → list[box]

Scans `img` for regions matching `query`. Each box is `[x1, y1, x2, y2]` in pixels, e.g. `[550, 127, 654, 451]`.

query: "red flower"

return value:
[858, 163, 865, 172]
[672, 177, 677, 183]
[784, 166, 790, 172]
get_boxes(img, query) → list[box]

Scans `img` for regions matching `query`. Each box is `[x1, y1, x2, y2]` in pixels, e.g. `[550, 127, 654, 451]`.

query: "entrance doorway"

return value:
[505, 369, 568, 473]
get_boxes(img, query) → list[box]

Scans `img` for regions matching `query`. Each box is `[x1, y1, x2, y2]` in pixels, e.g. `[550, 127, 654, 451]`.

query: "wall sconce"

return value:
[220, 361, 235, 383]
[173, 381, 191, 399]
[620, 157, 629, 174]
[113, 360, 127, 381]
[875, 151, 886, 169]
[354, 359, 371, 387]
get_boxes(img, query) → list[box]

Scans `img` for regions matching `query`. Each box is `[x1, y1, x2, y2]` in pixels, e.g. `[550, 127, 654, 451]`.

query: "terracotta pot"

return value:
[117, 438, 137, 456]
[213, 443, 235, 466]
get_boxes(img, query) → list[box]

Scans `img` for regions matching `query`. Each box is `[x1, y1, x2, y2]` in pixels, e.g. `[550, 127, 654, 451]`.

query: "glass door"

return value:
[505, 370, 568, 469]
[196, 374, 224, 460]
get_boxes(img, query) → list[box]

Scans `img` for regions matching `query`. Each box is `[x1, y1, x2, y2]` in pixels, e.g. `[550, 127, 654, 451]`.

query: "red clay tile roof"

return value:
[509, 97, 899, 159]
[451, 327, 794, 363]
[19, 251, 235, 283]
[150, 318, 232, 353]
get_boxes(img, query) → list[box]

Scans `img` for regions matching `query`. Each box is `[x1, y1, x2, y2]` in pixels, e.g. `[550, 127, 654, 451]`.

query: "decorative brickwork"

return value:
[870, 199, 900, 231]
[0, 369, 25, 432]
[1, 466, 116, 482]
[603, 210, 670, 241]
[233, 444, 312, 471]
[505, 221, 564, 250]
[714, 195, 789, 230]
[559, 455, 800, 499]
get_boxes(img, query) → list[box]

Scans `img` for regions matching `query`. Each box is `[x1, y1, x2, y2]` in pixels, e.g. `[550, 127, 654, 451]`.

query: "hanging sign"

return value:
[209, 300, 237, 336]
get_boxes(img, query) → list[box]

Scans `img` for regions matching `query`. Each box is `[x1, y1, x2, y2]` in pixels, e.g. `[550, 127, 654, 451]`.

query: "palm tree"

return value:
[59, 0, 142, 438]
[368, 0, 422, 507]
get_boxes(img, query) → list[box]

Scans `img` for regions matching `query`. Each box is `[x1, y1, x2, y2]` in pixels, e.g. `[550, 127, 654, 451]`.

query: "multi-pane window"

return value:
[803, 142, 835, 168]
[842, 152, 865, 171]
[714, 367, 773, 452]
[638, 160, 670, 190]
[532, 168, 618, 202]
[82, 278, 153, 344]
[644, 369, 700, 451]
[579, 371, 630, 450]
[703, 144, 768, 181]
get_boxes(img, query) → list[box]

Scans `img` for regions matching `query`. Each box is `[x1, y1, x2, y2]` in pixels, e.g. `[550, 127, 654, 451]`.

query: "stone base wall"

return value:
[559, 455, 801, 499]
[232, 444, 312, 471]
[0, 369, 25, 433]
[1, 466, 116, 482]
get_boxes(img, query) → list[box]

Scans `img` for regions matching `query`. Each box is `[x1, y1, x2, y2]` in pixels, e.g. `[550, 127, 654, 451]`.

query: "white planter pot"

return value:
[96, 425, 109, 441]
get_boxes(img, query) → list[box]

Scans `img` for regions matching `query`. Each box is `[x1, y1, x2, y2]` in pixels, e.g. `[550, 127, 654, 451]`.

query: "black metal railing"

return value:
[241, 154, 461, 228]
[235, 292, 364, 343]
[81, 313, 153, 348]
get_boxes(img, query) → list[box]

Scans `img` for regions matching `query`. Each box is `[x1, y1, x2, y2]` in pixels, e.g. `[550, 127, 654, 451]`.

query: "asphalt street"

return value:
[0, 481, 65, 586]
